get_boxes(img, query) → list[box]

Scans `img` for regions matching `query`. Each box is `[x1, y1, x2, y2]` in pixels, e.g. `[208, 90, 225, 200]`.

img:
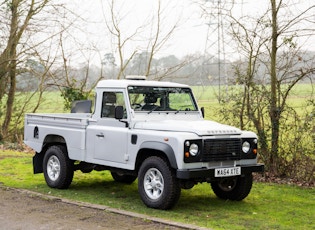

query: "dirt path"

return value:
[0, 186, 204, 230]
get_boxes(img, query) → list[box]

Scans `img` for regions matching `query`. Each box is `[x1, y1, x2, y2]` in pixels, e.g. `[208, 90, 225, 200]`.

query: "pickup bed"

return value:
[24, 77, 264, 209]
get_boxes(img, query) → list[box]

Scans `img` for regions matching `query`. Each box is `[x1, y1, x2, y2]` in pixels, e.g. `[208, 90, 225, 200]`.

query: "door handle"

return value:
[96, 133, 104, 138]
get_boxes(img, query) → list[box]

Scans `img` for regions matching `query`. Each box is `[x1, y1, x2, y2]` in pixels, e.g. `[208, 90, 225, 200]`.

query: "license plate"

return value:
[215, 167, 241, 177]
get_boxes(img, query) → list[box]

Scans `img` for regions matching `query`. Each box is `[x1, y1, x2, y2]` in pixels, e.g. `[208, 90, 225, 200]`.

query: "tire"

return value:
[43, 145, 74, 189]
[111, 172, 137, 184]
[211, 173, 253, 201]
[138, 156, 181, 210]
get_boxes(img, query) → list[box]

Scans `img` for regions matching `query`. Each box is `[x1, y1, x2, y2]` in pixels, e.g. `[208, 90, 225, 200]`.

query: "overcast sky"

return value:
[63, 0, 315, 64]
[65, 0, 208, 58]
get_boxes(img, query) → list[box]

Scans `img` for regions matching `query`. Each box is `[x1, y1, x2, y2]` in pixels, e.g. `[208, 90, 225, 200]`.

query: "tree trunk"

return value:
[2, 62, 17, 139]
[0, 51, 10, 101]
[0, 1, 19, 139]
[269, 0, 280, 174]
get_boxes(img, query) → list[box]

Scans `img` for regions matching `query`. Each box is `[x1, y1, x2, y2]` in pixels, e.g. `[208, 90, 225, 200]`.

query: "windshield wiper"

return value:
[148, 106, 159, 114]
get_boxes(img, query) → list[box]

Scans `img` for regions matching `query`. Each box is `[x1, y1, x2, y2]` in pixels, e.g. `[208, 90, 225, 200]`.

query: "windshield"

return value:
[128, 86, 198, 112]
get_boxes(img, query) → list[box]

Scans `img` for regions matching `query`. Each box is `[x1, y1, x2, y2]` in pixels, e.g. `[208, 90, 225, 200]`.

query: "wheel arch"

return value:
[135, 141, 178, 172]
[33, 135, 68, 174]
[41, 135, 68, 154]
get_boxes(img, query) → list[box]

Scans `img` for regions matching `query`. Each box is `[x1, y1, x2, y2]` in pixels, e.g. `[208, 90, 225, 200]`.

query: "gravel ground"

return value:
[0, 186, 207, 230]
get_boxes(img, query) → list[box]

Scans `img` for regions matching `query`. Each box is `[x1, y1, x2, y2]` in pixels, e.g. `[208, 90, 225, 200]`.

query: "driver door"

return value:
[90, 90, 129, 164]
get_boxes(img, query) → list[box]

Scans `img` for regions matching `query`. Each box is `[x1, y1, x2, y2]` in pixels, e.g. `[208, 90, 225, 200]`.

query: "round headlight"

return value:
[242, 141, 251, 153]
[189, 143, 199, 156]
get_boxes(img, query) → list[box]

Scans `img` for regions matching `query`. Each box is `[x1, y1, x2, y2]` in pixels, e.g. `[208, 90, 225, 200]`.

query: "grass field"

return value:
[0, 151, 314, 230]
[7, 83, 313, 116]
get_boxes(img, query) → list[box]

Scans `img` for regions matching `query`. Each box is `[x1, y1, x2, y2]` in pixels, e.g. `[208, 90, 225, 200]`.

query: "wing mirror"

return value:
[201, 107, 205, 118]
[115, 106, 128, 127]
[115, 106, 124, 120]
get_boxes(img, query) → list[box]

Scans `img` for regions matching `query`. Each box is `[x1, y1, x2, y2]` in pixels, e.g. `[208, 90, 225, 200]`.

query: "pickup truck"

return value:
[24, 76, 264, 210]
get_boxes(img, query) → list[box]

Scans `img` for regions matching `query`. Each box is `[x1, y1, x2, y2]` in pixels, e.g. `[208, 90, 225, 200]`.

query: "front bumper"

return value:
[176, 164, 264, 180]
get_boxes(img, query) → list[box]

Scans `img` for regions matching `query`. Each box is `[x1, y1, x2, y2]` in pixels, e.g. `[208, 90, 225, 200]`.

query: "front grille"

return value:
[202, 139, 241, 162]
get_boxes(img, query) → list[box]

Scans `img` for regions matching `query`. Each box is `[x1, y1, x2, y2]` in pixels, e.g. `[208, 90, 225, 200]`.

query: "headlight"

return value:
[242, 141, 251, 153]
[184, 140, 202, 162]
[189, 143, 199, 156]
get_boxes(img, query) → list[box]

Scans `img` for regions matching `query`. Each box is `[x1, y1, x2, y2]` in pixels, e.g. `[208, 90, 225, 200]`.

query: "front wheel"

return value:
[138, 156, 181, 210]
[43, 145, 74, 189]
[211, 173, 253, 201]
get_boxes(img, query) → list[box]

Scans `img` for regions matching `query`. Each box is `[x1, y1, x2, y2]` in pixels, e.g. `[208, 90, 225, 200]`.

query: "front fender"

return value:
[139, 141, 178, 169]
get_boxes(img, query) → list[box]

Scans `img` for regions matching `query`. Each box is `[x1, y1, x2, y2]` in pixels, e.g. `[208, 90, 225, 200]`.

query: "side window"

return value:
[101, 92, 127, 118]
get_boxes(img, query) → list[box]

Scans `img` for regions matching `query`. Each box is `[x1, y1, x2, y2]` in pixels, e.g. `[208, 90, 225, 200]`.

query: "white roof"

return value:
[96, 79, 190, 89]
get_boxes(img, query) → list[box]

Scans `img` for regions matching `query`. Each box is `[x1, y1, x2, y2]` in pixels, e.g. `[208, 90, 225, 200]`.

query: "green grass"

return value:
[0, 151, 314, 230]
[194, 84, 314, 121]
[18, 91, 65, 113]
[4, 83, 313, 117]
[191, 83, 314, 101]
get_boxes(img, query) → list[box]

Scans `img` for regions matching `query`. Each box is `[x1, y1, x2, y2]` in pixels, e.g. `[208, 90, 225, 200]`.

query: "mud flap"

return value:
[33, 152, 44, 174]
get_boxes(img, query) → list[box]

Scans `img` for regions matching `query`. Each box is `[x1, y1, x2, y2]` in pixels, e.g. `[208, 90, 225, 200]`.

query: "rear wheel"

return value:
[211, 173, 253, 201]
[138, 156, 181, 210]
[43, 145, 74, 189]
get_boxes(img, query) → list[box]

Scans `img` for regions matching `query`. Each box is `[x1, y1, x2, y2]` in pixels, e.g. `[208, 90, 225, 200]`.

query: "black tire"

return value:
[138, 156, 181, 210]
[43, 145, 74, 189]
[211, 173, 253, 201]
[111, 172, 137, 184]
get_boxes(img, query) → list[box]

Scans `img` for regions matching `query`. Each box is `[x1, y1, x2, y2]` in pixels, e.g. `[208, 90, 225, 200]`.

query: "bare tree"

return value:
[200, 0, 315, 176]
[102, 0, 185, 80]
[0, 0, 98, 141]
[0, 0, 52, 140]
[102, 0, 140, 79]
[43, 26, 105, 110]
[268, 1, 315, 172]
